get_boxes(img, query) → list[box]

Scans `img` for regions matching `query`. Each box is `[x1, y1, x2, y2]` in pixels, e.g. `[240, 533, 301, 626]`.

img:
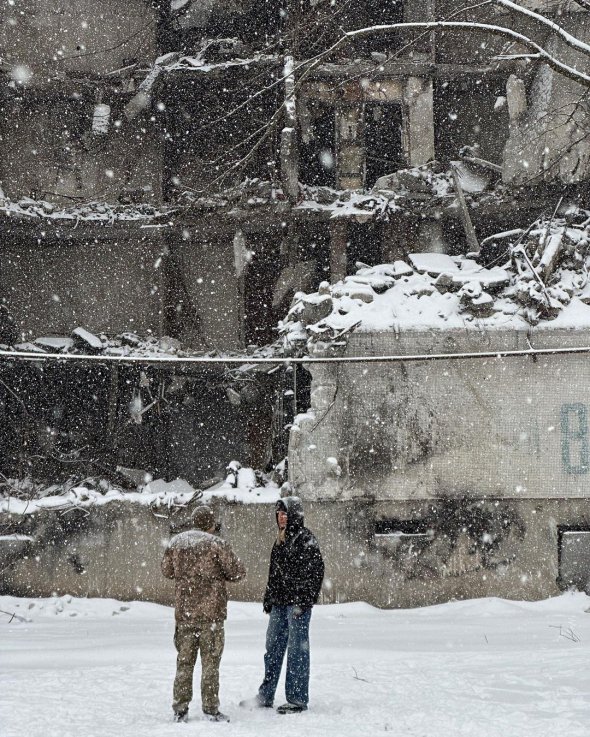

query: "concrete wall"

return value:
[0, 96, 162, 206]
[0, 0, 158, 78]
[290, 328, 590, 501]
[171, 235, 243, 351]
[0, 501, 275, 605]
[3, 495, 590, 608]
[2, 235, 165, 338]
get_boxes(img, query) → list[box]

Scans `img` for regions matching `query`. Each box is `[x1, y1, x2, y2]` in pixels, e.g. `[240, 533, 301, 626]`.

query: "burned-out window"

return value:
[374, 518, 433, 552]
[293, 1, 405, 59]
[168, 0, 282, 53]
[375, 519, 430, 535]
[299, 102, 336, 188]
[354, 0, 405, 55]
[244, 234, 281, 347]
[269, 226, 331, 338]
[365, 102, 405, 188]
[162, 68, 279, 196]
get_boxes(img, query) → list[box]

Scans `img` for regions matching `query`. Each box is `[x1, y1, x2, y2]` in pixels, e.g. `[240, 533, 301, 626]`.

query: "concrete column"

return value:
[405, 77, 435, 166]
[336, 106, 364, 189]
[280, 54, 299, 203]
[330, 220, 348, 281]
[506, 74, 527, 126]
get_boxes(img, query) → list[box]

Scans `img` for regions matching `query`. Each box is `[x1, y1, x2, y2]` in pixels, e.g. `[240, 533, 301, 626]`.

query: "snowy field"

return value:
[2, 593, 590, 737]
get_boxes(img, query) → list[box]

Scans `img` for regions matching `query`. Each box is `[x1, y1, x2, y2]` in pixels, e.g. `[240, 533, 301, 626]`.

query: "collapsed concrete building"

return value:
[3, 0, 590, 606]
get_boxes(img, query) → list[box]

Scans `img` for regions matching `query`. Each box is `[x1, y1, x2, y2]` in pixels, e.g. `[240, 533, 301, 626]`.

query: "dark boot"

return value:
[173, 709, 188, 723]
[277, 703, 307, 714]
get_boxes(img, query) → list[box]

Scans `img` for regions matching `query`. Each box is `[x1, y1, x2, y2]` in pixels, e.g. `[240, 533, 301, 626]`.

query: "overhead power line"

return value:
[0, 345, 590, 367]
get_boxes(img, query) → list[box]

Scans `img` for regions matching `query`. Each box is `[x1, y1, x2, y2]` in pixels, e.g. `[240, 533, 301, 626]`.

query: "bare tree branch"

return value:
[494, 0, 590, 58]
[325, 22, 590, 86]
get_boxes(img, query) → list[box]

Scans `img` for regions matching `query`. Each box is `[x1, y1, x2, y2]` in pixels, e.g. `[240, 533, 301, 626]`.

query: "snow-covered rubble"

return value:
[296, 160, 492, 220]
[0, 197, 166, 223]
[10, 329, 282, 362]
[280, 213, 590, 353]
[0, 470, 280, 517]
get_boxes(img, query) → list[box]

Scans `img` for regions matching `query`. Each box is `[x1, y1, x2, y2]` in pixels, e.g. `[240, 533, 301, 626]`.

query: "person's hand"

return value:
[292, 605, 310, 619]
[263, 601, 272, 614]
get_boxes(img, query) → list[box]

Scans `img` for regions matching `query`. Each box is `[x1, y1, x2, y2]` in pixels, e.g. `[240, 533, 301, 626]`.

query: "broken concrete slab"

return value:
[72, 328, 104, 351]
[409, 252, 457, 275]
[299, 294, 334, 326]
[34, 336, 74, 352]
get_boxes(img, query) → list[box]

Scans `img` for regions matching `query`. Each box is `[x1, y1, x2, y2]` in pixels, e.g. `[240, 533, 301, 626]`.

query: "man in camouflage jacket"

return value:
[161, 505, 245, 723]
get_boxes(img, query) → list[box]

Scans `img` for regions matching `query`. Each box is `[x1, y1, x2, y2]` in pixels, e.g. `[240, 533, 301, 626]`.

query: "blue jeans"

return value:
[258, 605, 312, 707]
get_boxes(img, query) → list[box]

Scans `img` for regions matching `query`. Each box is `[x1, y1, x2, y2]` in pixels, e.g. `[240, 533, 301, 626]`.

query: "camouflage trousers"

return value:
[172, 620, 225, 715]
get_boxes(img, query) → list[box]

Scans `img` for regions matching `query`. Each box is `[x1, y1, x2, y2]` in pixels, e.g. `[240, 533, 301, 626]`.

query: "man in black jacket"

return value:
[243, 496, 324, 714]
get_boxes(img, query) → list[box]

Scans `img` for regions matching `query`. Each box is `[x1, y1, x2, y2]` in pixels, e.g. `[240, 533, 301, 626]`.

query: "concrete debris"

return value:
[157, 336, 182, 354]
[72, 328, 104, 352]
[409, 253, 457, 275]
[0, 197, 165, 222]
[279, 210, 590, 355]
[538, 227, 565, 281]
[14, 330, 284, 365]
[296, 293, 334, 326]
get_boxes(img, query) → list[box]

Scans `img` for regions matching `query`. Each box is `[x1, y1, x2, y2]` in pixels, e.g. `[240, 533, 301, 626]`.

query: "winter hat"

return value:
[191, 505, 215, 532]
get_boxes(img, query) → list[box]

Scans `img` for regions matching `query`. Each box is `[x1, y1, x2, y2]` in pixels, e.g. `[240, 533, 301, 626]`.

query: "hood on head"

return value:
[275, 496, 304, 532]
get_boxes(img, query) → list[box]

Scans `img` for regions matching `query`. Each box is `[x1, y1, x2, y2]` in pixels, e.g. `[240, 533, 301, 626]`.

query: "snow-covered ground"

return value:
[2, 593, 590, 737]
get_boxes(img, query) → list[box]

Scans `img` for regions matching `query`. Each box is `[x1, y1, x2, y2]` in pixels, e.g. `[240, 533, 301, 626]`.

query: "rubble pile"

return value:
[297, 160, 494, 220]
[371, 161, 457, 197]
[279, 209, 590, 354]
[0, 197, 166, 223]
[0, 468, 280, 514]
[10, 329, 281, 361]
[0, 161, 496, 223]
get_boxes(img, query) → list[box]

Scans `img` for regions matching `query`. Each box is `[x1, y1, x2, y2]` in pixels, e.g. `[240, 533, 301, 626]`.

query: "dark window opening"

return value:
[374, 518, 433, 553]
[306, 226, 332, 288]
[434, 79, 509, 166]
[375, 518, 430, 535]
[347, 222, 383, 273]
[299, 103, 336, 188]
[204, 0, 282, 52]
[244, 235, 281, 347]
[364, 102, 405, 188]
[355, 0, 405, 55]
[162, 73, 278, 197]
[271, 226, 331, 320]
[167, 0, 283, 54]
[557, 525, 590, 593]
[294, 1, 404, 59]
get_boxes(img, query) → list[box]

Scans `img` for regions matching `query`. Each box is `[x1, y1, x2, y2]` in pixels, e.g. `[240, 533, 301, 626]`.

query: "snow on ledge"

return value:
[0, 473, 280, 517]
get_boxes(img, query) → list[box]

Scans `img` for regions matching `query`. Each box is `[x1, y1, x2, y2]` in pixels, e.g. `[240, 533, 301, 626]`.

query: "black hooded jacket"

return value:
[263, 496, 324, 611]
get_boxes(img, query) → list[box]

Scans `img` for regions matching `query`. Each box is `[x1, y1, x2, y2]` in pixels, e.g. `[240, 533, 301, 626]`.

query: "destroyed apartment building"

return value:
[3, 0, 590, 607]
